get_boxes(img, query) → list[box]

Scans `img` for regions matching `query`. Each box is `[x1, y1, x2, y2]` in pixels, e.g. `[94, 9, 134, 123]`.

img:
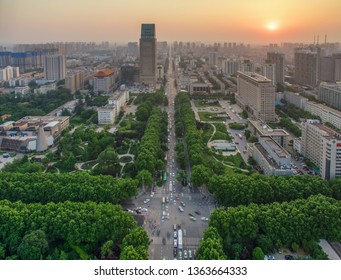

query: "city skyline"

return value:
[1, 0, 341, 45]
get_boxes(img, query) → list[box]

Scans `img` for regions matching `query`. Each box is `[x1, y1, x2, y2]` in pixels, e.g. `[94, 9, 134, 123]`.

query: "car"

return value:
[194, 211, 201, 215]
[188, 249, 192, 259]
[188, 213, 193, 217]
[143, 198, 150, 204]
[173, 248, 177, 257]
[141, 208, 148, 212]
[178, 206, 184, 212]
[178, 250, 182, 260]
[183, 249, 188, 259]
[173, 224, 177, 231]
[180, 201, 186, 207]
[285, 255, 294, 260]
[174, 239, 177, 248]
[189, 216, 197, 221]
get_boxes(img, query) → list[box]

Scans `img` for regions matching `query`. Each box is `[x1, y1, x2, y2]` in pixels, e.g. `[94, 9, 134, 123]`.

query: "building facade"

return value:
[236, 71, 276, 123]
[139, 24, 157, 87]
[267, 52, 285, 84]
[93, 69, 115, 94]
[294, 49, 319, 88]
[97, 105, 116, 125]
[65, 71, 84, 94]
[44, 55, 66, 81]
[318, 82, 341, 111]
[301, 119, 341, 179]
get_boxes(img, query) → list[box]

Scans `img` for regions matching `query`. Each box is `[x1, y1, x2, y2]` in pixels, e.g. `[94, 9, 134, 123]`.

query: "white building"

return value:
[318, 82, 341, 111]
[222, 59, 240, 76]
[0, 66, 20, 81]
[93, 68, 115, 94]
[301, 119, 341, 179]
[14, 86, 30, 95]
[107, 90, 129, 116]
[305, 101, 341, 130]
[97, 105, 116, 125]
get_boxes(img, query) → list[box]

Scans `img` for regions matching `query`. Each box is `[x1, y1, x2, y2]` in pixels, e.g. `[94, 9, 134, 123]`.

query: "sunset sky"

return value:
[1, 0, 341, 45]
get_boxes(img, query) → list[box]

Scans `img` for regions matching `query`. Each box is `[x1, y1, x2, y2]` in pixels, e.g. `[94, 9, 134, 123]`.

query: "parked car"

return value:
[285, 255, 294, 260]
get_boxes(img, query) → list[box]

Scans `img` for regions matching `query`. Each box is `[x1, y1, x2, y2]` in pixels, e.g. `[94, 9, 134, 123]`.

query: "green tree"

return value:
[252, 247, 265, 260]
[92, 147, 120, 176]
[136, 170, 153, 188]
[17, 230, 48, 260]
[190, 164, 211, 187]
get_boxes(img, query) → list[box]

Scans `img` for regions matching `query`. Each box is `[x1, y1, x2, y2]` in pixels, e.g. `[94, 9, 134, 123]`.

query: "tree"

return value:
[136, 170, 153, 189]
[122, 228, 150, 249]
[252, 247, 265, 260]
[101, 240, 115, 259]
[17, 230, 48, 260]
[92, 147, 120, 176]
[190, 164, 211, 187]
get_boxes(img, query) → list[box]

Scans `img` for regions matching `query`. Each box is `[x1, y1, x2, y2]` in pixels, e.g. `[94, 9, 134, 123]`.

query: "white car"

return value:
[143, 198, 150, 204]
[178, 206, 184, 212]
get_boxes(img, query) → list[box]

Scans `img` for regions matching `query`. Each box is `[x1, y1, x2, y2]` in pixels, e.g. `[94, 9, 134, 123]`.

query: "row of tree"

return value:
[208, 173, 341, 207]
[0, 200, 149, 260]
[135, 106, 168, 187]
[197, 195, 341, 259]
[175, 92, 205, 167]
[0, 172, 138, 204]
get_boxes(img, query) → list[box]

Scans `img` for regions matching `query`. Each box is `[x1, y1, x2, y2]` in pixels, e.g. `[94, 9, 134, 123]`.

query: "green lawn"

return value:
[198, 112, 227, 122]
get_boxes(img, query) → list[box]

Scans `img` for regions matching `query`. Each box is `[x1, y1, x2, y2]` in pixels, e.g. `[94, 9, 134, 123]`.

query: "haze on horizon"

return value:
[1, 0, 341, 45]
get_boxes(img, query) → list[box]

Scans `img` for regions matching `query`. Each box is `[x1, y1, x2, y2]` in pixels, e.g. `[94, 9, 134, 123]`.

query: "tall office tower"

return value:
[208, 52, 218, 67]
[139, 23, 157, 87]
[240, 60, 254, 72]
[261, 63, 276, 86]
[236, 71, 276, 123]
[65, 71, 84, 94]
[44, 55, 66, 81]
[294, 49, 319, 87]
[267, 52, 285, 84]
[301, 119, 341, 180]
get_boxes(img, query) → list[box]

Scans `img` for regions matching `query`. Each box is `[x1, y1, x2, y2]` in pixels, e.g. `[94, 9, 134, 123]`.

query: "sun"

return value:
[266, 22, 278, 31]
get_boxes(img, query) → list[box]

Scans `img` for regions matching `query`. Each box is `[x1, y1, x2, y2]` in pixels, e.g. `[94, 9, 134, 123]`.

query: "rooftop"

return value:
[238, 71, 271, 82]
[94, 69, 114, 77]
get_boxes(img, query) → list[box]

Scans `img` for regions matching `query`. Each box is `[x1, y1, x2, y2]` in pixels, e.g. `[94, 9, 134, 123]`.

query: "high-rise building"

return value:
[208, 52, 218, 67]
[0, 66, 20, 81]
[139, 24, 157, 87]
[294, 49, 319, 88]
[318, 82, 341, 111]
[236, 71, 276, 123]
[320, 53, 341, 82]
[301, 119, 341, 180]
[267, 52, 285, 84]
[261, 63, 276, 86]
[44, 55, 66, 81]
[65, 71, 84, 94]
[222, 59, 239, 76]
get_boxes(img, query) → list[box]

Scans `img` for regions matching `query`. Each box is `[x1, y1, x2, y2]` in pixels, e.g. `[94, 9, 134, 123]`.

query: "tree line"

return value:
[0, 172, 138, 204]
[209, 173, 341, 207]
[0, 200, 149, 260]
[196, 195, 341, 260]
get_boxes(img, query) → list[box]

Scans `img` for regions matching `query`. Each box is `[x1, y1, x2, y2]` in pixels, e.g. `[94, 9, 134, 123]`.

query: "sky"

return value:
[1, 0, 341, 45]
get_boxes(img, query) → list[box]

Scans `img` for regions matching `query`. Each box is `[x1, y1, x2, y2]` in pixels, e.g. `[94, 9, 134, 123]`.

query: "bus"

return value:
[178, 229, 183, 250]
[163, 171, 167, 181]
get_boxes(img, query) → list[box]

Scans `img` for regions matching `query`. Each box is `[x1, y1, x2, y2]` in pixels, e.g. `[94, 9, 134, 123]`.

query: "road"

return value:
[132, 48, 214, 260]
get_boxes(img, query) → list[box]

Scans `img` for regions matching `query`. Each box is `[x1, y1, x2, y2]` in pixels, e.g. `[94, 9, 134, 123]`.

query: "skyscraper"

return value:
[139, 24, 157, 87]
[294, 49, 319, 88]
[44, 55, 66, 81]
